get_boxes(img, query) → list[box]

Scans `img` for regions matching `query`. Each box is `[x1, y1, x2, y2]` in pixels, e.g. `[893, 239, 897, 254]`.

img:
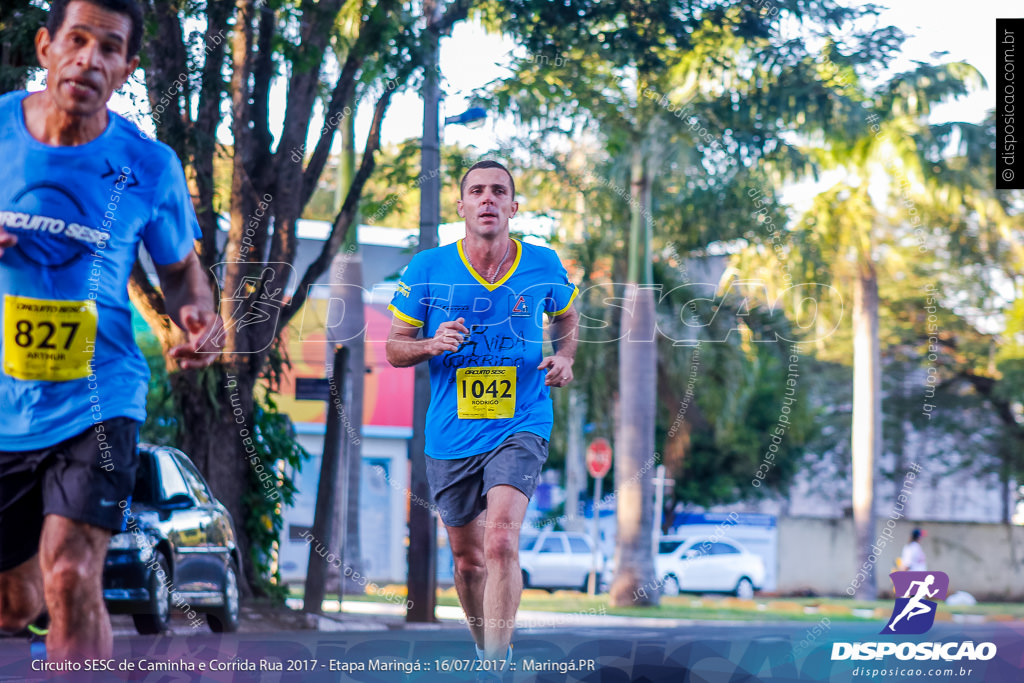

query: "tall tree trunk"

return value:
[609, 149, 658, 607]
[611, 285, 658, 606]
[171, 364, 257, 595]
[564, 390, 586, 532]
[852, 261, 880, 600]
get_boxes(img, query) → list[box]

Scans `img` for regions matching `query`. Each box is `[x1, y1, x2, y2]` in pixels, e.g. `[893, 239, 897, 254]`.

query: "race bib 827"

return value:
[456, 366, 516, 419]
[3, 295, 97, 381]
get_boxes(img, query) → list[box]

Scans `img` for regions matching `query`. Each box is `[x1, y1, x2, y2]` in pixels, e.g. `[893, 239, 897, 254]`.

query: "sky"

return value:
[366, 1, 1015, 151]
[83, 2, 1015, 165]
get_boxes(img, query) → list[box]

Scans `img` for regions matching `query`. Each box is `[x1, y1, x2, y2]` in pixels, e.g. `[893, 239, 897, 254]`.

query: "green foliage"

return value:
[654, 262, 815, 505]
[241, 391, 308, 600]
[0, 1, 44, 96]
[138, 333, 179, 446]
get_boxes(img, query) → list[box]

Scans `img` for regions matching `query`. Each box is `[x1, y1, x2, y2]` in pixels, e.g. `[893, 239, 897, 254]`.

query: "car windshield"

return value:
[658, 538, 686, 555]
[520, 535, 538, 552]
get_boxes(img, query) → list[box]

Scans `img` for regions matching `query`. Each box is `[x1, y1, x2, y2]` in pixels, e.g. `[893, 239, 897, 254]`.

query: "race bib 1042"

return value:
[456, 366, 516, 419]
[3, 295, 97, 381]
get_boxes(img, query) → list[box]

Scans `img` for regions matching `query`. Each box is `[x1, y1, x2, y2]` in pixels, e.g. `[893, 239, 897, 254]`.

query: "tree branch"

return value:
[141, 0, 190, 160]
[435, 0, 476, 34]
[192, 0, 233, 267]
[298, 54, 362, 208]
[957, 370, 1024, 437]
[300, 24, 412, 208]
[250, 4, 277, 177]
[273, 0, 346, 169]
[127, 261, 172, 346]
[278, 88, 393, 331]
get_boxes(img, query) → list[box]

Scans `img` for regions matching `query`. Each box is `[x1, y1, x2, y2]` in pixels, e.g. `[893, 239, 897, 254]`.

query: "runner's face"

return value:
[458, 168, 518, 238]
[36, 1, 138, 117]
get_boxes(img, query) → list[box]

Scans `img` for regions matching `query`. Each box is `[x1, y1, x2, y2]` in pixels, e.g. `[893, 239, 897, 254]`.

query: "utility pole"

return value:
[406, 0, 441, 624]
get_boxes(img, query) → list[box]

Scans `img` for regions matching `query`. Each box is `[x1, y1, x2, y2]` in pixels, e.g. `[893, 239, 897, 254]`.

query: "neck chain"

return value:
[466, 239, 512, 284]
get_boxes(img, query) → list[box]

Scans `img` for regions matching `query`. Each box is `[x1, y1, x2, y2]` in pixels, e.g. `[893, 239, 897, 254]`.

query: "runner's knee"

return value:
[43, 556, 97, 604]
[483, 531, 517, 565]
[453, 551, 486, 579]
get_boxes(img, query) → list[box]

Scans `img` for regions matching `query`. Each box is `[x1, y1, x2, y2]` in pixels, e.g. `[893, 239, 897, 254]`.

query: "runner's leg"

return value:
[0, 556, 44, 634]
[447, 510, 488, 648]
[39, 514, 112, 660]
[481, 484, 529, 660]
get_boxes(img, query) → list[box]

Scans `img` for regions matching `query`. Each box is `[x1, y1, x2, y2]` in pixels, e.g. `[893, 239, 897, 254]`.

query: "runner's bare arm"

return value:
[155, 251, 223, 369]
[387, 316, 469, 368]
[539, 305, 578, 387]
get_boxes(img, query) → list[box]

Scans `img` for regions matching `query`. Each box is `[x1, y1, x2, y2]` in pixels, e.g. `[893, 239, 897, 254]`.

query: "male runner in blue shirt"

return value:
[386, 160, 579, 672]
[0, 0, 221, 660]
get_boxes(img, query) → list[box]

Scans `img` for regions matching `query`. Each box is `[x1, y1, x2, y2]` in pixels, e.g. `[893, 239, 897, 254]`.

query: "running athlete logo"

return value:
[883, 571, 949, 635]
[509, 294, 532, 317]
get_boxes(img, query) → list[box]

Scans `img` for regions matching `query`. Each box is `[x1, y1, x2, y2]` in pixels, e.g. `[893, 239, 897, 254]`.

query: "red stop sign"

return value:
[586, 438, 613, 478]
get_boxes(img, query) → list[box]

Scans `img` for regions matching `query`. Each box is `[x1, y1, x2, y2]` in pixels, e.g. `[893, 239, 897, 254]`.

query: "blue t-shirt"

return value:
[388, 238, 578, 459]
[0, 91, 201, 451]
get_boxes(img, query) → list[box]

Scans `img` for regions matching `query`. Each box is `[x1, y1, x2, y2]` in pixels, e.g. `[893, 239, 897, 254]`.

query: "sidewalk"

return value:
[285, 595, 1024, 629]
[288, 598, 806, 630]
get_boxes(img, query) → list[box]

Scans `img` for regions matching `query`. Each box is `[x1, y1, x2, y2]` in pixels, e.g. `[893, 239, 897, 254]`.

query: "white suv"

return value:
[519, 530, 607, 592]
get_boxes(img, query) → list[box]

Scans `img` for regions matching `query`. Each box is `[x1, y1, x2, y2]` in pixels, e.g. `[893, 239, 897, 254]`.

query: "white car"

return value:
[519, 531, 608, 592]
[655, 536, 765, 598]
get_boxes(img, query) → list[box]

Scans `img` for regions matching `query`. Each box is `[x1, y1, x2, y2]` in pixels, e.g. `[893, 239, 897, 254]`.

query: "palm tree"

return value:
[792, 61, 982, 598]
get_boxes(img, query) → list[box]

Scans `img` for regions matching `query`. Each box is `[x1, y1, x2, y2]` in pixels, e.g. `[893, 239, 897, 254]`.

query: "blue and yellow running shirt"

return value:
[0, 91, 201, 451]
[388, 238, 578, 459]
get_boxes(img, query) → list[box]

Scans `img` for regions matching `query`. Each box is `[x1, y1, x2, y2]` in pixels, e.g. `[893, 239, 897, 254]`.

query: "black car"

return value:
[102, 444, 242, 634]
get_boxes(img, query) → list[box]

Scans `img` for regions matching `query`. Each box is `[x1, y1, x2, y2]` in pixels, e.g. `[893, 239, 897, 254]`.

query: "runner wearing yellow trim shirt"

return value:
[386, 160, 579, 675]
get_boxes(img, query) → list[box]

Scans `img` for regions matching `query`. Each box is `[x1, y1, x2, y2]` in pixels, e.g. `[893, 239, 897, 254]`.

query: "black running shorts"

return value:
[0, 417, 139, 572]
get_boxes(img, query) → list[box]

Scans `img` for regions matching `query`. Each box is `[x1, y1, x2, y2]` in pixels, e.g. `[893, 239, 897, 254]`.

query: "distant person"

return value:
[898, 528, 927, 571]
[385, 160, 578, 677]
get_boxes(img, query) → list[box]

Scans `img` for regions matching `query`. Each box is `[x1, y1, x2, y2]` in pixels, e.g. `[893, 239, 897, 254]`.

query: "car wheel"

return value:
[662, 575, 681, 597]
[735, 577, 755, 599]
[521, 570, 530, 589]
[206, 561, 240, 633]
[133, 554, 171, 635]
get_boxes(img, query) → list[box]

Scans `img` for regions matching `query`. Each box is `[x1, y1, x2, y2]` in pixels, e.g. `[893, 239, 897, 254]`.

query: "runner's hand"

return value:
[539, 355, 573, 387]
[169, 305, 224, 369]
[429, 317, 469, 355]
[0, 226, 17, 258]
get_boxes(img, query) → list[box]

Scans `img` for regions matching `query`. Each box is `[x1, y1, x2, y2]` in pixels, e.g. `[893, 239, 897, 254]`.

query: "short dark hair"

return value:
[460, 160, 515, 199]
[47, 0, 144, 59]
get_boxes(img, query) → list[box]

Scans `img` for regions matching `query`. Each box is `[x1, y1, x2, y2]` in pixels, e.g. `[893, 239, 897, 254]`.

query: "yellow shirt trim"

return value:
[457, 238, 522, 292]
[387, 303, 423, 328]
[549, 284, 579, 317]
